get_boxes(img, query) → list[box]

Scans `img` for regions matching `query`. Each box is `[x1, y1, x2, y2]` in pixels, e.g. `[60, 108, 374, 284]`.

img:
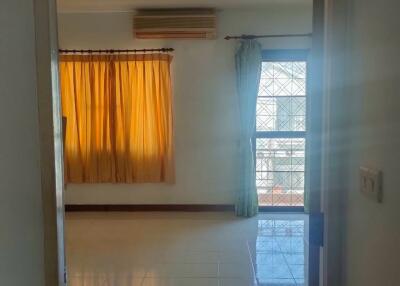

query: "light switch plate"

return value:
[359, 167, 383, 202]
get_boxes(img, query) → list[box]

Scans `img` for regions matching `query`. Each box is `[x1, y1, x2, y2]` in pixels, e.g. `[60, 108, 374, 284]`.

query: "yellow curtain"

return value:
[59, 53, 175, 183]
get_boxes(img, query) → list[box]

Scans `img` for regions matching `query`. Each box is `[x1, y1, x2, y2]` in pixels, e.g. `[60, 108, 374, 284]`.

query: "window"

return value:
[60, 54, 175, 183]
[255, 50, 308, 207]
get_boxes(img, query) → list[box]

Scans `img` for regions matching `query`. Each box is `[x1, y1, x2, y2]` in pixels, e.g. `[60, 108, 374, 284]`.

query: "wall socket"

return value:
[359, 167, 383, 202]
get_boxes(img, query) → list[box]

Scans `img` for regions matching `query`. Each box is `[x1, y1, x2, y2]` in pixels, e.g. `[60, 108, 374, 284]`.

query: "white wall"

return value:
[343, 0, 400, 285]
[58, 5, 312, 205]
[0, 0, 45, 285]
[325, 0, 400, 285]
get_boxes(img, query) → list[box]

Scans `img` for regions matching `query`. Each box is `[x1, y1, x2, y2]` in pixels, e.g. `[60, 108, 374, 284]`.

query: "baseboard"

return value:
[65, 204, 235, 212]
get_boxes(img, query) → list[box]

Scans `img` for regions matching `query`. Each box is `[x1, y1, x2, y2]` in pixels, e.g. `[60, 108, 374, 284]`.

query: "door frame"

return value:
[308, 0, 327, 285]
[38, 0, 331, 285]
[34, 0, 66, 285]
[320, 0, 349, 285]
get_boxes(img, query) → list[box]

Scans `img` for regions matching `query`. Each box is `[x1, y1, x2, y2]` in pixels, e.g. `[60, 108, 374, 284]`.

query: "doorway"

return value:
[40, 1, 326, 286]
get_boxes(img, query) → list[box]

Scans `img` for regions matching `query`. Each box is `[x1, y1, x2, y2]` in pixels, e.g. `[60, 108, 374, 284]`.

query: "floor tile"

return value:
[67, 261, 148, 278]
[65, 212, 309, 286]
[102, 276, 143, 286]
[218, 263, 254, 279]
[255, 253, 286, 265]
[219, 278, 256, 286]
[284, 254, 305, 265]
[68, 275, 108, 286]
[145, 263, 218, 278]
[288, 265, 305, 279]
[142, 278, 219, 286]
[256, 237, 280, 253]
[184, 251, 219, 263]
[256, 264, 293, 280]
[257, 278, 297, 285]
[219, 250, 251, 264]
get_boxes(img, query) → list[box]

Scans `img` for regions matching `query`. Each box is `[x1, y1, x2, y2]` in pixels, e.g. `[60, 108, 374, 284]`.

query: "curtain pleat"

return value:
[235, 40, 262, 217]
[60, 54, 175, 183]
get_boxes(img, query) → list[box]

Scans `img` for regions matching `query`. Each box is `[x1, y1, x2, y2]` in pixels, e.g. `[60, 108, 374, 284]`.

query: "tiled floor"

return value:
[66, 212, 309, 286]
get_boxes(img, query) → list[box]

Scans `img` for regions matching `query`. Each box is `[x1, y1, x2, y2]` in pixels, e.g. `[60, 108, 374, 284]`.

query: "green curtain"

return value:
[235, 40, 262, 217]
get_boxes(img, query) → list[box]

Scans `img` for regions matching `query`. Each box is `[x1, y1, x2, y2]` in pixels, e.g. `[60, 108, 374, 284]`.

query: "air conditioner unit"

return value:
[134, 9, 217, 39]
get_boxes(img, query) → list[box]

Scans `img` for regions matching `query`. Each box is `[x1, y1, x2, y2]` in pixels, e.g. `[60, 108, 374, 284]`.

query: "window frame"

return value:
[255, 49, 309, 212]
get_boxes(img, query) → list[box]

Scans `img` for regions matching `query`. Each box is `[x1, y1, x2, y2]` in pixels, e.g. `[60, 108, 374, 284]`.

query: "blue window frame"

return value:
[255, 50, 309, 209]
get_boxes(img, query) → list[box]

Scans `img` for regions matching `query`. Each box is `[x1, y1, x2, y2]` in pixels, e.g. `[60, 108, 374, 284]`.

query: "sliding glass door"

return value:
[255, 50, 308, 210]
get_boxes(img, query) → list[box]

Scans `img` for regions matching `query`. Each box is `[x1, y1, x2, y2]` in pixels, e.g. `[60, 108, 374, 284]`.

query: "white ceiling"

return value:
[57, 0, 312, 13]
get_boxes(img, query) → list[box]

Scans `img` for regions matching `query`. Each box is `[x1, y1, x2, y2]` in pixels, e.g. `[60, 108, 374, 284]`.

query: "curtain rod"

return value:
[58, 48, 174, 54]
[224, 33, 312, 40]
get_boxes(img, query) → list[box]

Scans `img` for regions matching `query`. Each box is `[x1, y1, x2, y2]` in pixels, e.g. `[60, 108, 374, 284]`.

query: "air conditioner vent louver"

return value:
[134, 9, 217, 39]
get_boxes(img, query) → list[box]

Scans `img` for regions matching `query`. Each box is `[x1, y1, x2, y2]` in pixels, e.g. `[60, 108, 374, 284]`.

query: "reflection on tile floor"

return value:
[252, 218, 308, 286]
[66, 212, 308, 286]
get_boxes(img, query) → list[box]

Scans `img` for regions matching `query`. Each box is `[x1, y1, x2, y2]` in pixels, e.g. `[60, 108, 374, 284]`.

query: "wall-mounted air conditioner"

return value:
[134, 9, 217, 39]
